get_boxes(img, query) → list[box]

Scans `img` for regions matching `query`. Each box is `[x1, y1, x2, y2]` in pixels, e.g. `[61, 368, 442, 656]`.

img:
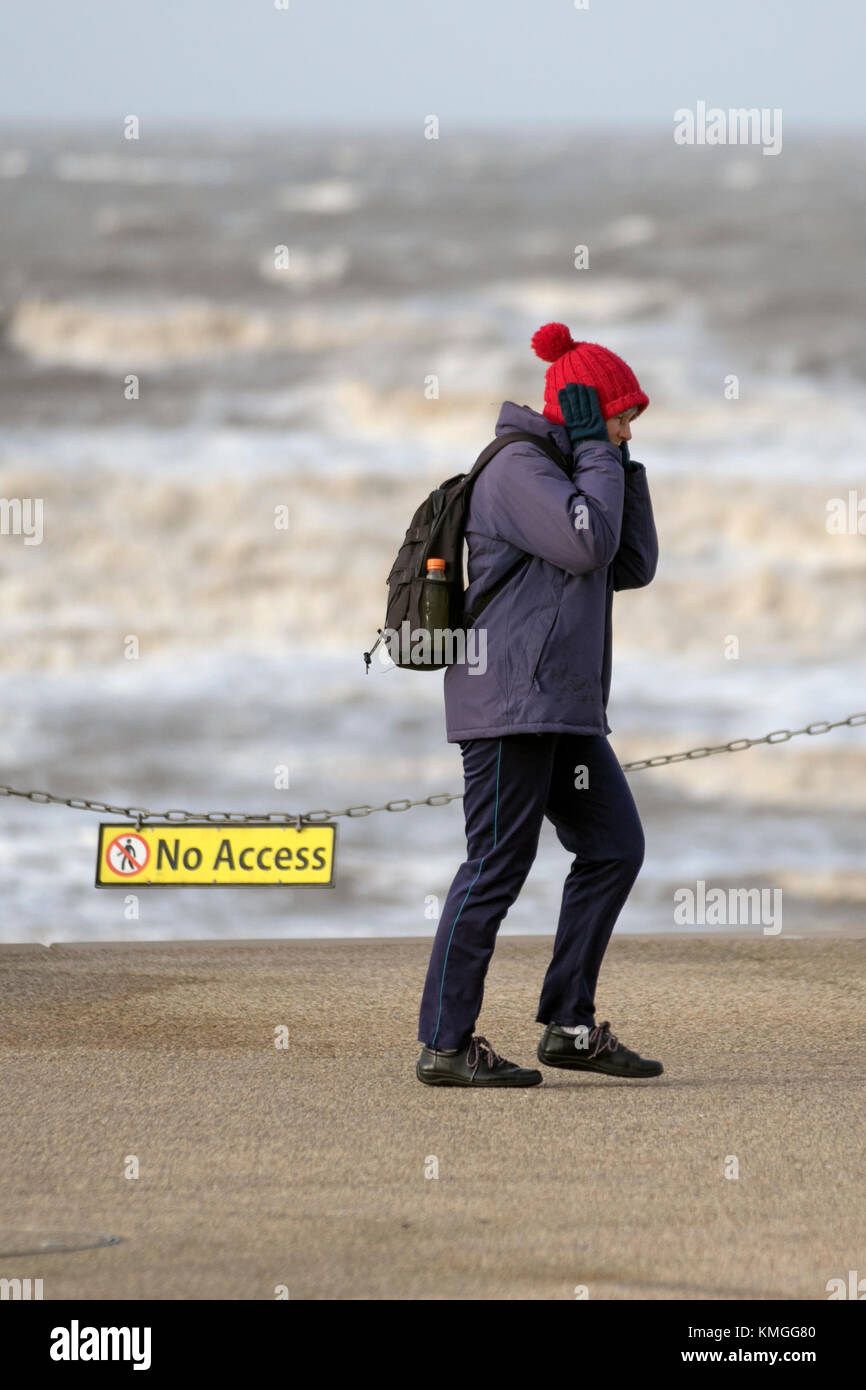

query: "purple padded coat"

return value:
[443, 400, 659, 741]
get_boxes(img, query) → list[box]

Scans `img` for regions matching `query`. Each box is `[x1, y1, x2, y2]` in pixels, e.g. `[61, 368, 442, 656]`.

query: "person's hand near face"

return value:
[557, 384, 642, 470]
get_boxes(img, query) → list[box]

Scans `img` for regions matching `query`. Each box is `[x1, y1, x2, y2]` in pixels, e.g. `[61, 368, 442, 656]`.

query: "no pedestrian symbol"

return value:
[104, 832, 150, 877]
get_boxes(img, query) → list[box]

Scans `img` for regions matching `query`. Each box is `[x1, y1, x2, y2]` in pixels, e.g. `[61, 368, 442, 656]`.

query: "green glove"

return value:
[558, 382, 608, 450]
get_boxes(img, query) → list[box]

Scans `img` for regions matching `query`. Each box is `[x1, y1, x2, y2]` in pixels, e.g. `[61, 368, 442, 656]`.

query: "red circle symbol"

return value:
[105, 833, 150, 877]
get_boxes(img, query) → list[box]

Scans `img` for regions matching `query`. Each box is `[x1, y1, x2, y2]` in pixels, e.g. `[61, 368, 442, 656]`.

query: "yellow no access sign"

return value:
[96, 822, 336, 888]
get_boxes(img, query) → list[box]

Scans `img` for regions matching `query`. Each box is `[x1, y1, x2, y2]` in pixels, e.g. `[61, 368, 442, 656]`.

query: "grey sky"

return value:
[0, 0, 862, 128]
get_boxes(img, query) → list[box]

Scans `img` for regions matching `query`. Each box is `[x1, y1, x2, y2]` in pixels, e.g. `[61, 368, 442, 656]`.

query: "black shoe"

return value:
[416, 1034, 543, 1088]
[537, 1020, 663, 1078]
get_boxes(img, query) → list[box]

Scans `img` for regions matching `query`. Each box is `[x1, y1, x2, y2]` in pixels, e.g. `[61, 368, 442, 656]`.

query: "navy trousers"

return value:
[417, 733, 646, 1051]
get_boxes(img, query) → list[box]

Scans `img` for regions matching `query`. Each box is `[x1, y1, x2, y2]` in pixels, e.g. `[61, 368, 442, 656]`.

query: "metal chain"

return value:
[0, 711, 863, 827]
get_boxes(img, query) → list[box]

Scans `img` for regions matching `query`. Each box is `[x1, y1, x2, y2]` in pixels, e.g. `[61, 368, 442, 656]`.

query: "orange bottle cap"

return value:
[426, 558, 446, 571]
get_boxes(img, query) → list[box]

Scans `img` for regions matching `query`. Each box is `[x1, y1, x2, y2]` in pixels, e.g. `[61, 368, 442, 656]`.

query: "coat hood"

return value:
[494, 400, 573, 459]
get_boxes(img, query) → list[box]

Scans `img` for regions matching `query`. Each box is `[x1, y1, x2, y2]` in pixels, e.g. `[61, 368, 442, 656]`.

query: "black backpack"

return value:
[363, 429, 573, 672]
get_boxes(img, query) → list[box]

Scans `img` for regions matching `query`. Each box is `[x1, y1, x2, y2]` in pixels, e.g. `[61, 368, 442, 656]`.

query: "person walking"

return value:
[416, 322, 663, 1087]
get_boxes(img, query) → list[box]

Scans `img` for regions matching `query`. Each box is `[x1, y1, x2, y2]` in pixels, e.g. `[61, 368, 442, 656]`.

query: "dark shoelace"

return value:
[466, 1035, 503, 1075]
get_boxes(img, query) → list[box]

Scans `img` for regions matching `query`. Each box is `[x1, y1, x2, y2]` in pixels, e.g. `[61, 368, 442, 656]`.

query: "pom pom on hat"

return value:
[531, 321, 577, 363]
[532, 320, 650, 425]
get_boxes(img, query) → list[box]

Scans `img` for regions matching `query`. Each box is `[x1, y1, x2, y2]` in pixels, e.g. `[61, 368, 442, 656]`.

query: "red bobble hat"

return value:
[532, 321, 650, 425]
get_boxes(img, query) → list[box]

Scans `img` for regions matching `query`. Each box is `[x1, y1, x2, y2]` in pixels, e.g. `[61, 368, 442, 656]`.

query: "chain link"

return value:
[0, 711, 863, 826]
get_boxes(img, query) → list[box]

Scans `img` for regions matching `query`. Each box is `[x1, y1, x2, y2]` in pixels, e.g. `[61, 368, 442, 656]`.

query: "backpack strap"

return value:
[466, 429, 572, 484]
[464, 430, 573, 624]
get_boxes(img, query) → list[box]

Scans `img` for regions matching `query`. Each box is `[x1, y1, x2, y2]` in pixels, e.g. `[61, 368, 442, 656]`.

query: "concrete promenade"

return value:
[1, 934, 863, 1300]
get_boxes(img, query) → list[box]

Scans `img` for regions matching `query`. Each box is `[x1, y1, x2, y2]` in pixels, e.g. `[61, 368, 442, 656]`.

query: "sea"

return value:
[0, 125, 863, 942]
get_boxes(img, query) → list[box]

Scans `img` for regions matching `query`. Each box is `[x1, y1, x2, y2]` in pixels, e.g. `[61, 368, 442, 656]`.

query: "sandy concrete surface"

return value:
[1, 934, 864, 1301]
